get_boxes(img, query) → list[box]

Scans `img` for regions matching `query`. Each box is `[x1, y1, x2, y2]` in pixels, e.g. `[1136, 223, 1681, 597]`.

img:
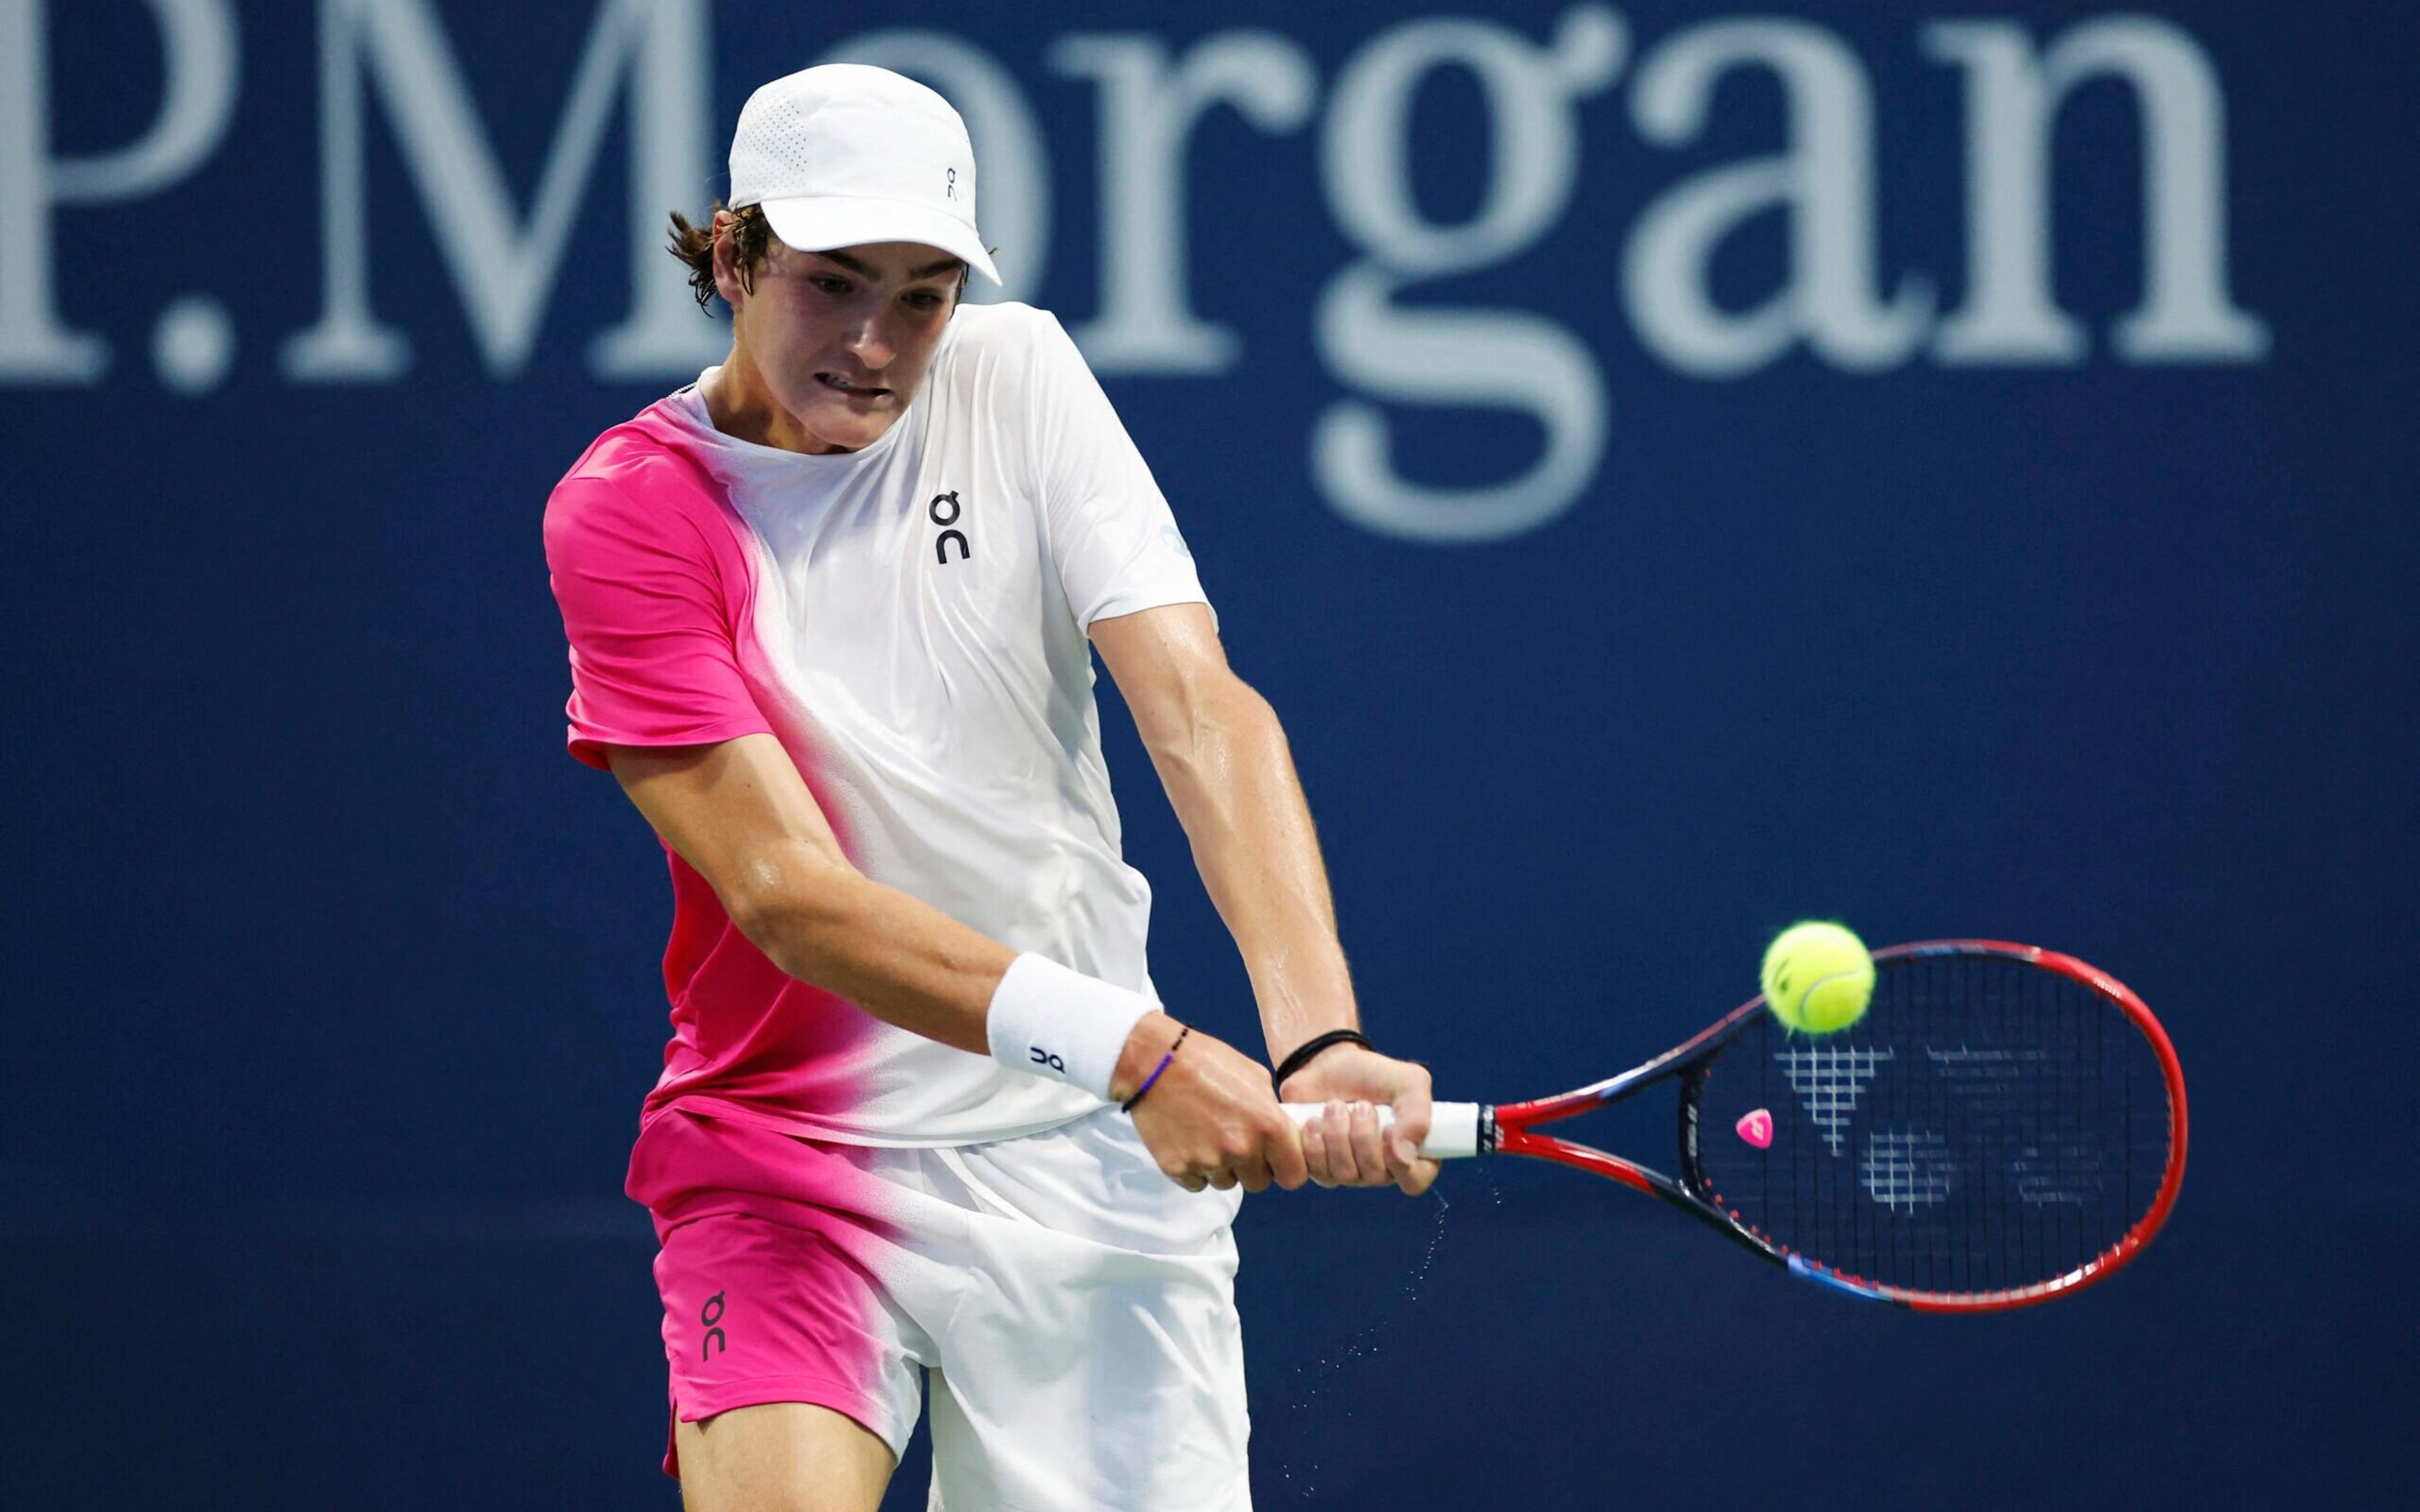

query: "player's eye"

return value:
[905, 290, 946, 310]
[810, 275, 851, 295]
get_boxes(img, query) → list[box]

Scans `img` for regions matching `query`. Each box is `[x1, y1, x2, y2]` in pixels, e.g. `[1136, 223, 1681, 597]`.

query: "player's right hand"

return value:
[1114, 1013, 1308, 1194]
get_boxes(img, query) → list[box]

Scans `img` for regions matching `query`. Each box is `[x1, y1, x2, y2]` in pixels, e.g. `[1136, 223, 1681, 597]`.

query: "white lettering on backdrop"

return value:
[1923, 16, 2269, 364]
[1624, 18, 1932, 378]
[280, 0, 718, 381]
[1316, 7, 1625, 541]
[1048, 32, 1320, 372]
[0, 0, 239, 382]
[0, 3, 2271, 542]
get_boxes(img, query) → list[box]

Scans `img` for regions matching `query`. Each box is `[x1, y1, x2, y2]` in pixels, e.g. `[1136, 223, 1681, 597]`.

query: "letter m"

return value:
[282, 0, 718, 382]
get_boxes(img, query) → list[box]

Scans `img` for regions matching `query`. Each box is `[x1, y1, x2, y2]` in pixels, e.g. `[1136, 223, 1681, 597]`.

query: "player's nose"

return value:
[843, 316, 897, 368]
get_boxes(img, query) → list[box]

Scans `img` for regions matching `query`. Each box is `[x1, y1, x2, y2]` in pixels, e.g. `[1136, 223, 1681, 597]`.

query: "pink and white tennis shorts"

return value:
[630, 1106, 1253, 1510]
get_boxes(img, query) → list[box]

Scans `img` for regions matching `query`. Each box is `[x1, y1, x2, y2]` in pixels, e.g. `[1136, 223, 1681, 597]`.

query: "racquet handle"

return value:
[1282, 1100, 1484, 1159]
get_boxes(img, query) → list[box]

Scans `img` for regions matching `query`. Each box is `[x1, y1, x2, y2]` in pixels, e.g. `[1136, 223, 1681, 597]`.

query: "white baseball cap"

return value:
[727, 64, 1000, 285]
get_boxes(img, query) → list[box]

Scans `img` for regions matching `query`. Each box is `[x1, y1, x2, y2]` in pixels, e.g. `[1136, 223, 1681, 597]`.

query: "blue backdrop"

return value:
[4, 1, 2414, 1506]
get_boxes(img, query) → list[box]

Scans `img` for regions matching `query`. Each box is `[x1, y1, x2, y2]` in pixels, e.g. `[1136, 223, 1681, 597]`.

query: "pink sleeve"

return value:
[543, 467, 771, 772]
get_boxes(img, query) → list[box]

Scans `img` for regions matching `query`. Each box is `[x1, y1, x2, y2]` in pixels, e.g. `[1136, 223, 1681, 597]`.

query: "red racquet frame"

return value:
[1480, 940, 2189, 1311]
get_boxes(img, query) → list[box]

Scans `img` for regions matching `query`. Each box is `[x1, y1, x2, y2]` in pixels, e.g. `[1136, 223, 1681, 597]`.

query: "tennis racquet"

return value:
[1285, 940, 2187, 1312]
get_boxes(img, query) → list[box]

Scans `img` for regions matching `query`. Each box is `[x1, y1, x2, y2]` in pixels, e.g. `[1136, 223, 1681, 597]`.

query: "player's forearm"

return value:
[1143, 679, 1358, 1060]
[742, 866, 1175, 1101]
[737, 866, 1015, 1055]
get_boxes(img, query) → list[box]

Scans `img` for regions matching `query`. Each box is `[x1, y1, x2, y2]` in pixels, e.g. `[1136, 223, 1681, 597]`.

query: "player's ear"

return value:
[712, 210, 754, 307]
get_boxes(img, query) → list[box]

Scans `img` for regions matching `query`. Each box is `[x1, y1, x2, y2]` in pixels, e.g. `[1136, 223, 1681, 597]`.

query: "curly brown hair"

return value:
[667, 202, 982, 314]
[667, 202, 773, 311]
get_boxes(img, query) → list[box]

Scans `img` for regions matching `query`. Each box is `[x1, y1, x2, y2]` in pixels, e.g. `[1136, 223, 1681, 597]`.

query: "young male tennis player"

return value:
[543, 65, 1438, 1510]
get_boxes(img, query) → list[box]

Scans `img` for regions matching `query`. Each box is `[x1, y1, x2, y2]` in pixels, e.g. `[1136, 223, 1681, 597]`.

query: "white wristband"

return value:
[986, 953, 1157, 1103]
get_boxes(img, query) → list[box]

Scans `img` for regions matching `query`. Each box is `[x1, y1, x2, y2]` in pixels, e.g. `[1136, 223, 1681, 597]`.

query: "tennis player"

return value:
[543, 65, 1437, 1511]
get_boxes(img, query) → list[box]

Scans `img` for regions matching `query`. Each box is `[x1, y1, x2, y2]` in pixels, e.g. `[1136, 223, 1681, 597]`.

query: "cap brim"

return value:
[756, 197, 1001, 285]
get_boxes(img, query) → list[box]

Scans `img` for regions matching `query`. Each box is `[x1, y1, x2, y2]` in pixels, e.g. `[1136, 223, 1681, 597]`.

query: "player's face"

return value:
[729, 237, 964, 453]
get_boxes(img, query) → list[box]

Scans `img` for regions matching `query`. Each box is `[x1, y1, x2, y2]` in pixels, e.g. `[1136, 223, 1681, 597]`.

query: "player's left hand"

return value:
[1282, 1045, 1439, 1196]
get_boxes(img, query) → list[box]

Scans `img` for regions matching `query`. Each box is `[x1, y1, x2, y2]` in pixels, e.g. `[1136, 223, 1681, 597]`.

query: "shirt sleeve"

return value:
[1026, 311, 1214, 630]
[543, 472, 773, 771]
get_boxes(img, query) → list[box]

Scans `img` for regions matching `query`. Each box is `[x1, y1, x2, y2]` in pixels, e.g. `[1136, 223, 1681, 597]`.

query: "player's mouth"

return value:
[817, 372, 891, 401]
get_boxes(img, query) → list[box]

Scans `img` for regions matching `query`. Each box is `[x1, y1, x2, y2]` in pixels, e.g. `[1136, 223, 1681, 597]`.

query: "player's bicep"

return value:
[1092, 603, 1263, 757]
[606, 734, 855, 927]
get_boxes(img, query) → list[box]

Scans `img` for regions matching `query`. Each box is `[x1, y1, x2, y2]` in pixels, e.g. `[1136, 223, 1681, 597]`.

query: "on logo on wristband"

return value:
[987, 953, 1156, 1102]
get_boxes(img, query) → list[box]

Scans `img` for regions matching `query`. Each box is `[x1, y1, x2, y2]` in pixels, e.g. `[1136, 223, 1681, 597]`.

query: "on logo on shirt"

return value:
[930, 490, 970, 564]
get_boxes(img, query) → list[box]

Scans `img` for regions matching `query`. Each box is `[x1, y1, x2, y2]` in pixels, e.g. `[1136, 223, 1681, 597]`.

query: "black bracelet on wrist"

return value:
[1270, 1029, 1373, 1096]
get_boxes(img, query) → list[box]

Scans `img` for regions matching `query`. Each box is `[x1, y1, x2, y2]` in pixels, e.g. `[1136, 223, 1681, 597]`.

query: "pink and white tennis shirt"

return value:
[544, 302, 1211, 1147]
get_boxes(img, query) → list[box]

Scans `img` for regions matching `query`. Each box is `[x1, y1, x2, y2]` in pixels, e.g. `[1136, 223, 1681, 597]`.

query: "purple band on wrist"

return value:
[1121, 1026, 1190, 1113]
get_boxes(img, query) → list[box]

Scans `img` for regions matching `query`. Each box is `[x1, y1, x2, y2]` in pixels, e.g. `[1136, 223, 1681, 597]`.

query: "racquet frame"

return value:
[1478, 939, 2189, 1312]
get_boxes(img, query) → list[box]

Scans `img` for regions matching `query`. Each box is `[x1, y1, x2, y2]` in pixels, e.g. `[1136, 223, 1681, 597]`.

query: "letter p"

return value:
[0, 0, 240, 382]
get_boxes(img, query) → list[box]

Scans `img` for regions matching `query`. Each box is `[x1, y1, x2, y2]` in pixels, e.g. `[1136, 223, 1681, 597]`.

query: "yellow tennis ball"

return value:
[1761, 922, 1875, 1034]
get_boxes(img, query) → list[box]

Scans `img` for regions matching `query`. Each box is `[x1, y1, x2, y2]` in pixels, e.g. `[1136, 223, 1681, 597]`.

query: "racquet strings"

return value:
[1694, 953, 2175, 1297]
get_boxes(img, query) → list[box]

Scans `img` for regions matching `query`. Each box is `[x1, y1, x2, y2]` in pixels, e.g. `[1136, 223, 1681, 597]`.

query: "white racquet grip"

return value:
[986, 953, 1156, 1102]
[1284, 1101, 1483, 1160]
